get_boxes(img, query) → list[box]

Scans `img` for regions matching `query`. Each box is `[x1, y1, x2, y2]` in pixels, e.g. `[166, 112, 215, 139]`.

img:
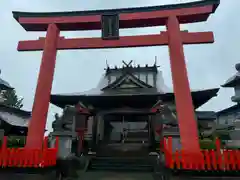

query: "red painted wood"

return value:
[174, 150, 179, 169]
[25, 24, 60, 149]
[17, 31, 214, 51]
[236, 150, 240, 170]
[17, 5, 215, 31]
[76, 104, 90, 114]
[16, 1, 218, 155]
[0, 136, 58, 168]
[163, 137, 240, 171]
[166, 16, 200, 154]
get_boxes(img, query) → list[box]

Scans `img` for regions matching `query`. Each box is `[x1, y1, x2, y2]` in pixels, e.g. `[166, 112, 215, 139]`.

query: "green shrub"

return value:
[0, 136, 26, 148]
[199, 139, 216, 149]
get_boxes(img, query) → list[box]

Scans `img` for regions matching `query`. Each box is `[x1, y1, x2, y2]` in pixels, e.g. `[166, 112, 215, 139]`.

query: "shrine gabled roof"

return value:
[102, 72, 153, 90]
[52, 70, 170, 98]
[12, 0, 219, 31]
[50, 68, 219, 108]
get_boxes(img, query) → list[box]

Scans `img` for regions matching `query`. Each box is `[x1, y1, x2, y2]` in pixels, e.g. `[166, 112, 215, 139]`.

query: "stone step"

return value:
[88, 157, 154, 172]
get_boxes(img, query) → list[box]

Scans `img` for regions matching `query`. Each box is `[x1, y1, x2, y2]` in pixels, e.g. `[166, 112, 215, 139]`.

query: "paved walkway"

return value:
[79, 172, 155, 180]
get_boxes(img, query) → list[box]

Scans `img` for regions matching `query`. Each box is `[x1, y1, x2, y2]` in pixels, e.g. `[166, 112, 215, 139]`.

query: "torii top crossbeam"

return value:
[12, 0, 220, 157]
[13, 0, 218, 31]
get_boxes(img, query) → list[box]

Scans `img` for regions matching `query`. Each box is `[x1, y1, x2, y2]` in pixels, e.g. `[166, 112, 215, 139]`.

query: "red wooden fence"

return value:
[163, 137, 240, 171]
[0, 136, 58, 168]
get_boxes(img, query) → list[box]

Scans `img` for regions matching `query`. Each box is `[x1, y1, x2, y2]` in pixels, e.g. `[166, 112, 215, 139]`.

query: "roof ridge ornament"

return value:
[154, 56, 157, 66]
[122, 60, 133, 68]
[104, 59, 110, 71]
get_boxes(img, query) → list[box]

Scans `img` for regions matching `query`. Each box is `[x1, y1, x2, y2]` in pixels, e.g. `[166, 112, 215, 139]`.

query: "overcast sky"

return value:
[0, 0, 239, 133]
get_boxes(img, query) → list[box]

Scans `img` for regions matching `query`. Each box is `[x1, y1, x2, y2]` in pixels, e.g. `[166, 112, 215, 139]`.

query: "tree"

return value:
[1, 89, 23, 109]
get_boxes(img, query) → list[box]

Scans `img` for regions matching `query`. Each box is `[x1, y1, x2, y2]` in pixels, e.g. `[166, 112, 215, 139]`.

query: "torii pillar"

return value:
[13, 0, 220, 155]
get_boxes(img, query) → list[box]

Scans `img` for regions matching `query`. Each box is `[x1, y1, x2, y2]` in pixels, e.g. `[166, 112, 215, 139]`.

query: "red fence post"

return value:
[204, 150, 211, 170]
[199, 151, 205, 170]
[41, 136, 48, 167]
[210, 150, 217, 170]
[168, 137, 174, 168]
[175, 150, 180, 169]
[163, 137, 169, 167]
[2, 136, 8, 167]
[181, 150, 187, 169]
[236, 150, 240, 170]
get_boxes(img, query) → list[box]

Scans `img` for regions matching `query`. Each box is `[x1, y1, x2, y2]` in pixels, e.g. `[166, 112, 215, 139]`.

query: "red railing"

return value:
[163, 137, 240, 171]
[0, 136, 58, 168]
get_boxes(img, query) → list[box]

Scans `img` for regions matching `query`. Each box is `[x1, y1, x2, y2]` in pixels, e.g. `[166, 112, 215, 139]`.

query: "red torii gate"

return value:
[13, 0, 219, 155]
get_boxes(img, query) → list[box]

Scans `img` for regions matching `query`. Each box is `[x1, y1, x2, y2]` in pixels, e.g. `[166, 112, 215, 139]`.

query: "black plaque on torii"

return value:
[101, 13, 119, 40]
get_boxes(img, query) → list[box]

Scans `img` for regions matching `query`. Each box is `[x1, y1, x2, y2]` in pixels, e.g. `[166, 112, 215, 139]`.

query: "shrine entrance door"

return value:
[97, 114, 151, 157]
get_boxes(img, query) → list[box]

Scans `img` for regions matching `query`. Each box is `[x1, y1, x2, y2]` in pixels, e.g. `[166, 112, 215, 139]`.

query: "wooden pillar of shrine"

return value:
[151, 113, 163, 151]
[26, 24, 59, 148]
[75, 114, 87, 155]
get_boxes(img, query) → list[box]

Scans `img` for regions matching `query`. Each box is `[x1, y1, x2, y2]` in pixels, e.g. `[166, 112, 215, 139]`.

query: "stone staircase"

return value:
[87, 156, 154, 172]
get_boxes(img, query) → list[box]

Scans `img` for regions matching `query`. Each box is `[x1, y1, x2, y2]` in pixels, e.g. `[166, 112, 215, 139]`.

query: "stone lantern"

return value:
[221, 63, 240, 147]
[222, 63, 240, 103]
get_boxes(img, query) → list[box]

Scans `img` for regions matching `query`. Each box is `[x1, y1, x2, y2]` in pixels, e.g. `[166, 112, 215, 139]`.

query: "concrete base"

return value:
[1, 168, 239, 180]
[167, 170, 240, 180]
[0, 168, 57, 180]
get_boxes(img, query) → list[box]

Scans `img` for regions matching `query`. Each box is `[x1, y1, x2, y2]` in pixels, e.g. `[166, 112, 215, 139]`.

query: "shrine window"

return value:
[133, 73, 140, 79]
[147, 73, 154, 86]
[139, 73, 146, 83]
[107, 75, 117, 84]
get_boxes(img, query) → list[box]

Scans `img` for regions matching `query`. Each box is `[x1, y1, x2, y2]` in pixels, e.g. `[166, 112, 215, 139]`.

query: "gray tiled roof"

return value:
[196, 111, 216, 120]
[222, 72, 240, 87]
[0, 77, 12, 90]
[0, 111, 29, 127]
[222, 63, 240, 87]
[53, 71, 174, 96]
[0, 105, 31, 127]
[50, 68, 219, 109]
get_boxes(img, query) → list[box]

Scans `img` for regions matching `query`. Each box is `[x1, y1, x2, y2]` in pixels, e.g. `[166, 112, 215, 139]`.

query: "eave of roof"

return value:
[50, 88, 219, 109]
[216, 104, 240, 115]
[0, 104, 31, 117]
[196, 111, 216, 120]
